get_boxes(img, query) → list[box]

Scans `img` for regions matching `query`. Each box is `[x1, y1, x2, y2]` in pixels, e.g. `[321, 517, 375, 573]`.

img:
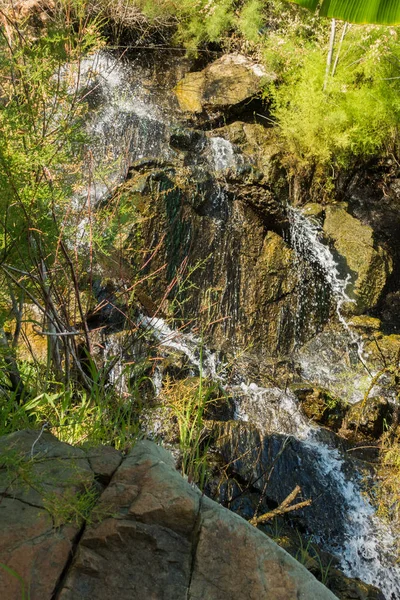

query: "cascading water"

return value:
[210, 137, 239, 172]
[287, 206, 369, 379]
[68, 49, 400, 598]
[66, 51, 243, 247]
[69, 51, 174, 203]
[141, 314, 400, 600]
[287, 206, 353, 318]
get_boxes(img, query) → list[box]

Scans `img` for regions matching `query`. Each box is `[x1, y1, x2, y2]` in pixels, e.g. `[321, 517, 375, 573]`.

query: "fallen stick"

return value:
[250, 485, 312, 526]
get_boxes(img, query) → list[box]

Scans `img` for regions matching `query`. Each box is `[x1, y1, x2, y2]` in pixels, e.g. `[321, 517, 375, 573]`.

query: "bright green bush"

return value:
[109, 0, 271, 50]
[237, 0, 265, 42]
[268, 24, 400, 169]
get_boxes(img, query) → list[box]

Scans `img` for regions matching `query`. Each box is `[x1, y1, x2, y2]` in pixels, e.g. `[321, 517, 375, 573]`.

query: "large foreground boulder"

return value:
[0, 431, 337, 599]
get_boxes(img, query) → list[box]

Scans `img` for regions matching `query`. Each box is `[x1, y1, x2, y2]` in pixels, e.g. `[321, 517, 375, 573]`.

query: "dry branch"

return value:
[250, 485, 312, 526]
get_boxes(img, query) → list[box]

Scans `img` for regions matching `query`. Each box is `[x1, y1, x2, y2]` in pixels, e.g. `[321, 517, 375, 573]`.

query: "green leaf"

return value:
[290, 0, 400, 24]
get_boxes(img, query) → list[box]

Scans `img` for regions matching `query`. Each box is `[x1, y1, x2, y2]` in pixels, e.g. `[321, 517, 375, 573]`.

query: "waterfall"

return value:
[209, 137, 238, 172]
[141, 314, 400, 600]
[287, 206, 353, 315]
[287, 206, 367, 369]
[70, 49, 399, 597]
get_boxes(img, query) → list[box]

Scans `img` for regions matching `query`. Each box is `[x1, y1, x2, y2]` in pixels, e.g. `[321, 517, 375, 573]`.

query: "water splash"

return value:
[140, 315, 400, 599]
[65, 51, 173, 208]
[209, 137, 238, 172]
[305, 433, 400, 599]
[233, 382, 311, 438]
[140, 315, 219, 380]
[288, 206, 353, 314]
[287, 206, 366, 364]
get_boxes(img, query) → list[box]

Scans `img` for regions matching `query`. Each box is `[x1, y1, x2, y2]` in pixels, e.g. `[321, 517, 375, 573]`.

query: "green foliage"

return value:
[0, 3, 107, 393]
[268, 23, 400, 170]
[237, 0, 265, 42]
[161, 363, 220, 488]
[0, 361, 142, 448]
[290, 0, 400, 26]
[375, 434, 400, 555]
[0, 563, 30, 600]
[111, 0, 271, 50]
[42, 483, 102, 527]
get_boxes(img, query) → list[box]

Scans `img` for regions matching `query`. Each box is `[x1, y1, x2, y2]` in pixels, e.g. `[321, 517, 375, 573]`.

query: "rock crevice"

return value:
[0, 431, 338, 600]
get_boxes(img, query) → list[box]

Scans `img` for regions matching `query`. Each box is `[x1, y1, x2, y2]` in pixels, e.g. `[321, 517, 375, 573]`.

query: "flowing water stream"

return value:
[142, 314, 400, 600]
[287, 206, 366, 362]
[78, 50, 400, 598]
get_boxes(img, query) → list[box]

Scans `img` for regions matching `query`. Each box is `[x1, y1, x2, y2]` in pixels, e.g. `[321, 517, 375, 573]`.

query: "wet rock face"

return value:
[0, 431, 338, 600]
[345, 397, 393, 441]
[323, 205, 393, 315]
[296, 327, 400, 406]
[88, 48, 399, 385]
[121, 148, 298, 356]
[292, 386, 348, 432]
[213, 422, 349, 543]
[346, 168, 400, 333]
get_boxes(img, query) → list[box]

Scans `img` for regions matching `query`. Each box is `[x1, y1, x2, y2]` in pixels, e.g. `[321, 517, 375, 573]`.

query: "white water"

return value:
[287, 206, 353, 315]
[141, 314, 400, 599]
[306, 434, 400, 598]
[74, 51, 171, 202]
[287, 206, 367, 369]
[210, 137, 238, 172]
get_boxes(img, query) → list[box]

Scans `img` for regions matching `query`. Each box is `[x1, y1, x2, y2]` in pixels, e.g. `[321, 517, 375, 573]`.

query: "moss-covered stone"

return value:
[302, 203, 325, 221]
[291, 385, 348, 431]
[348, 315, 382, 331]
[346, 396, 393, 441]
[323, 206, 393, 314]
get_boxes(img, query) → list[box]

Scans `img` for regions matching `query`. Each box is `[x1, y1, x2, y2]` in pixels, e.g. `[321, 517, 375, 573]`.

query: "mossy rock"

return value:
[211, 122, 286, 187]
[302, 202, 325, 221]
[348, 315, 382, 332]
[292, 385, 348, 431]
[346, 396, 393, 440]
[323, 206, 393, 314]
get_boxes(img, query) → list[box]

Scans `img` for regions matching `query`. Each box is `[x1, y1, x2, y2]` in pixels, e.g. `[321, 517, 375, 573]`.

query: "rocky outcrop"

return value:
[175, 54, 273, 114]
[0, 430, 96, 600]
[323, 205, 393, 314]
[0, 430, 338, 600]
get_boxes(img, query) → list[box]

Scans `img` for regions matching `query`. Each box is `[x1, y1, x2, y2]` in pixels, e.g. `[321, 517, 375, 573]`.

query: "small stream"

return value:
[142, 315, 400, 600]
[76, 50, 399, 598]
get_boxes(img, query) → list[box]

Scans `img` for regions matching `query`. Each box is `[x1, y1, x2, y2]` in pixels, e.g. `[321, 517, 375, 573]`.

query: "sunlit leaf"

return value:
[290, 0, 400, 24]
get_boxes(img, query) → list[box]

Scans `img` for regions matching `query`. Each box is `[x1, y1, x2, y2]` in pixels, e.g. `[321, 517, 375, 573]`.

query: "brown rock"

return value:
[0, 430, 94, 600]
[323, 206, 393, 314]
[0, 434, 339, 600]
[60, 440, 337, 600]
[85, 445, 122, 484]
[175, 54, 274, 114]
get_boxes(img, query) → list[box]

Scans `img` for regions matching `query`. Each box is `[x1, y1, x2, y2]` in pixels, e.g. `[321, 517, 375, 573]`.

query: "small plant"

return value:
[294, 532, 333, 584]
[0, 563, 30, 600]
[42, 483, 102, 528]
[374, 431, 400, 558]
[161, 359, 220, 488]
[0, 443, 112, 529]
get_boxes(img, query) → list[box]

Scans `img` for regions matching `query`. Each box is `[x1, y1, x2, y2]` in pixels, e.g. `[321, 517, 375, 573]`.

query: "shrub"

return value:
[268, 23, 400, 170]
